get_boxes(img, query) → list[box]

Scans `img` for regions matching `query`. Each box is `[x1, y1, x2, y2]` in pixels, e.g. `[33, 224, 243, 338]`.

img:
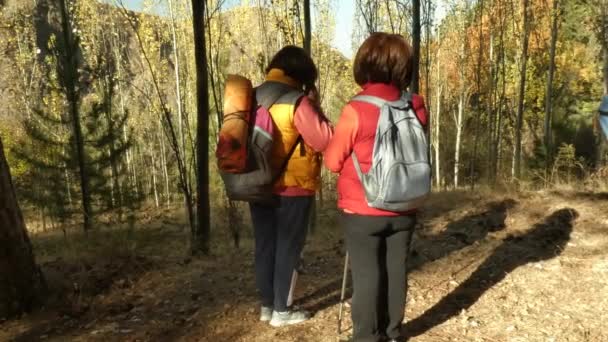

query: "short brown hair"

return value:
[353, 33, 413, 90]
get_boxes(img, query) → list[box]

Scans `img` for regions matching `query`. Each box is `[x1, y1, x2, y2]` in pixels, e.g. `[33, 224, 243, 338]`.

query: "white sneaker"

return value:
[260, 306, 273, 321]
[269, 309, 310, 327]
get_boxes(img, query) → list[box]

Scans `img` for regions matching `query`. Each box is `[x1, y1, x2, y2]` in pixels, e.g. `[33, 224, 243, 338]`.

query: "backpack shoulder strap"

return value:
[352, 94, 413, 111]
[351, 95, 388, 108]
[256, 81, 303, 110]
[272, 135, 303, 184]
[402, 92, 413, 104]
[600, 95, 608, 115]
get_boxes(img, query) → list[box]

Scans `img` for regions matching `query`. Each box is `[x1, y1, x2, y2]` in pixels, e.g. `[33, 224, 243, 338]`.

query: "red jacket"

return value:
[324, 83, 428, 216]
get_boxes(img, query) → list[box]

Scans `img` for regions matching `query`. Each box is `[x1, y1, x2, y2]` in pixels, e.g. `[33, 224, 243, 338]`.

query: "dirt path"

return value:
[2, 190, 607, 341]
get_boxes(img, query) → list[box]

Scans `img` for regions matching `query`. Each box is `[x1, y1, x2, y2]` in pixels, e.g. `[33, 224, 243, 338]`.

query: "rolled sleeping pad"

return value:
[217, 75, 253, 173]
[600, 95, 608, 139]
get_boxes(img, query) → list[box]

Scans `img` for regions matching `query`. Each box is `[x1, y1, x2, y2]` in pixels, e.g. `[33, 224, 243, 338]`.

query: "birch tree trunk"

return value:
[150, 151, 160, 208]
[455, 93, 465, 188]
[493, 7, 507, 181]
[168, 0, 186, 156]
[514, 0, 531, 180]
[454, 10, 467, 188]
[487, 0, 495, 179]
[544, 0, 560, 167]
[435, 84, 442, 188]
[0, 137, 45, 319]
[157, 118, 170, 206]
[151, 153, 159, 208]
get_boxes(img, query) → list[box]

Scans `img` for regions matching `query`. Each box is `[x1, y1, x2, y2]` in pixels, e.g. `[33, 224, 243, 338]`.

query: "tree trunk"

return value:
[158, 119, 171, 206]
[434, 84, 442, 188]
[455, 93, 465, 188]
[454, 11, 467, 188]
[492, 6, 507, 182]
[192, 0, 210, 255]
[104, 77, 123, 215]
[424, 0, 433, 105]
[303, 0, 311, 55]
[544, 0, 560, 168]
[513, 0, 531, 180]
[496, 108, 504, 179]
[0, 137, 45, 319]
[168, 0, 186, 157]
[411, 0, 421, 93]
[303, 0, 317, 236]
[59, 0, 92, 232]
[602, 1, 608, 95]
[64, 166, 72, 206]
[470, 0, 484, 190]
[151, 153, 159, 208]
[487, 0, 495, 181]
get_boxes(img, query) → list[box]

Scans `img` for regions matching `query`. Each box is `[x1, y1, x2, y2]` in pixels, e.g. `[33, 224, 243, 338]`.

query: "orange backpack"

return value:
[216, 74, 254, 173]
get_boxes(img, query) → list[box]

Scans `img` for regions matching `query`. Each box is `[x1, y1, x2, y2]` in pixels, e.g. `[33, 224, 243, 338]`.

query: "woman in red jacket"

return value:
[324, 33, 428, 342]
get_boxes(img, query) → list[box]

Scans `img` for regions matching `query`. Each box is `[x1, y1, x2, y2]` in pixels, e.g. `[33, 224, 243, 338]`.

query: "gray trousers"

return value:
[249, 196, 313, 311]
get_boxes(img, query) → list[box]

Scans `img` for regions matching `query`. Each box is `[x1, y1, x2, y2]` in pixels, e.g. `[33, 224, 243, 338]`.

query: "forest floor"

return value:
[1, 188, 607, 342]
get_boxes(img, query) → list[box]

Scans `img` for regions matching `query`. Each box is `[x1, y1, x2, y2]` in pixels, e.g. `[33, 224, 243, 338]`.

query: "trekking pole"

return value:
[337, 251, 349, 335]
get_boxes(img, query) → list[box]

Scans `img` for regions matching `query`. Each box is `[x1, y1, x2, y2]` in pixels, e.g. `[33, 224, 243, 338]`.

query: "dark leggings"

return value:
[341, 213, 416, 342]
[249, 196, 313, 312]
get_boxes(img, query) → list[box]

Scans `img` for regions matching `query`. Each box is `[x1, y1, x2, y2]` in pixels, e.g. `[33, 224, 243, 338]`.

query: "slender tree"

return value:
[601, 0, 608, 95]
[59, 0, 93, 231]
[168, 0, 187, 159]
[192, 0, 210, 255]
[513, 0, 531, 180]
[470, 0, 484, 190]
[411, 0, 421, 93]
[0, 136, 45, 319]
[454, 3, 469, 188]
[303, 0, 311, 55]
[544, 0, 560, 168]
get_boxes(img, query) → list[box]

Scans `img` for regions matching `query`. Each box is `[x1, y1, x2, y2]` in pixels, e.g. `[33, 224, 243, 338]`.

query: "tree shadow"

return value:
[549, 190, 608, 201]
[409, 199, 517, 270]
[298, 199, 517, 314]
[403, 208, 578, 338]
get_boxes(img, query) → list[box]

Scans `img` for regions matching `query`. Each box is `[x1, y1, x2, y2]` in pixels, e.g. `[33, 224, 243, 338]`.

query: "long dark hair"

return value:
[266, 45, 318, 91]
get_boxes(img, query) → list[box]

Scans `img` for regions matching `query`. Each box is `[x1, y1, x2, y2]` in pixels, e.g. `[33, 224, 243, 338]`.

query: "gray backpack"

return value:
[351, 93, 431, 212]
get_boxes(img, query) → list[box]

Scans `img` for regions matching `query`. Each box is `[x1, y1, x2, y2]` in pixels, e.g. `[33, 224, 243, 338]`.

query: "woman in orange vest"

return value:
[250, 46, 333, 327]
[325, 33, 428, 342]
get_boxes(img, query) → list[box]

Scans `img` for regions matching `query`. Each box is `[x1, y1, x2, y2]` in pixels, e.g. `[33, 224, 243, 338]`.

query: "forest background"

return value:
[0, 0, 607, 339]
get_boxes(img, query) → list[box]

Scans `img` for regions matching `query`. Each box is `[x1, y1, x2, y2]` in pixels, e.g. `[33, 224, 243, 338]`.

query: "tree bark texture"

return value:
[0, 137, 45, 319]
[602, 1, 608, 95]
[514, 0, 531, 180]
[544, 0, 560, 165]
[304, 0, 312, 55]
[411, 0, 421, 93]
[58, 0, 93, 232]
[470, 0, 484, 190]
[192, 0, 210, 255]
[455, 93, 465, 188]
[434, 84, 442, 188]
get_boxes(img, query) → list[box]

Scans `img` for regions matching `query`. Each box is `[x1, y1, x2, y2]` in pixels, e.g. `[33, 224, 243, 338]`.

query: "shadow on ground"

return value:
[294, 199, 518, 315]
[403, 208, 578, 338]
